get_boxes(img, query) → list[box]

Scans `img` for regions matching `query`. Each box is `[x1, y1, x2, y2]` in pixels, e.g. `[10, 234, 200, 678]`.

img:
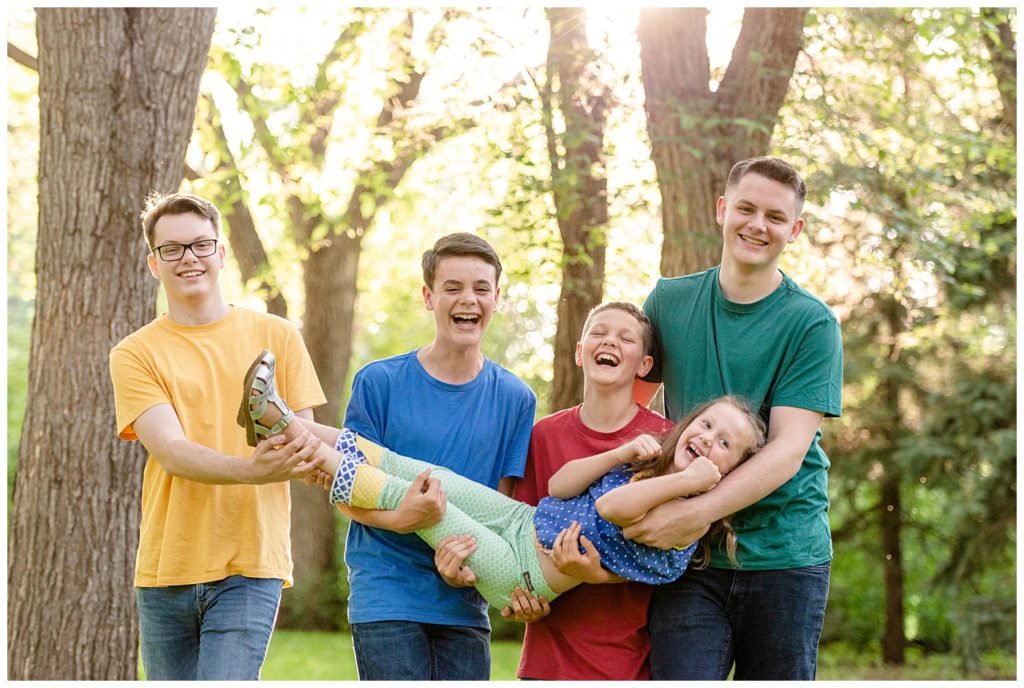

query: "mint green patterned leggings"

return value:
[346, 447, 558, 609]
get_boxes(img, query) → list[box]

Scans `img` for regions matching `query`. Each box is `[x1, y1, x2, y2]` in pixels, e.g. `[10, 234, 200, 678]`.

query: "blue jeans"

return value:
[351, 621, 490, 680]
[135, 575, 283, 680]
[649, 563, 830, 680]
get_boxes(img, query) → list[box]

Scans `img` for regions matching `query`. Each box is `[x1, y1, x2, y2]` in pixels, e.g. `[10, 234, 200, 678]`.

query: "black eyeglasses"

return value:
[151, 239, 219, 262]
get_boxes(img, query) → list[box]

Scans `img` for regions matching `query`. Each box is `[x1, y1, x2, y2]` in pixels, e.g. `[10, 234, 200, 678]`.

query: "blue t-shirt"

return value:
[533, 465, 696, 584]
[343, 350, 536, 627]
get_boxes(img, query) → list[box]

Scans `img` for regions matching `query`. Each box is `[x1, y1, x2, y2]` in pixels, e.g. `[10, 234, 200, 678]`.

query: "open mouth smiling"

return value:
[739, 234, 769, 247]
[595, 353, 619, 367]
[453, 313, 480, 325]
[685, 443, 703, 459]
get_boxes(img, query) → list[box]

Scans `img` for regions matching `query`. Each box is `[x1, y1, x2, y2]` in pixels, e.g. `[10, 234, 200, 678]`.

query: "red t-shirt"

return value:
[514, 404, 674, 680]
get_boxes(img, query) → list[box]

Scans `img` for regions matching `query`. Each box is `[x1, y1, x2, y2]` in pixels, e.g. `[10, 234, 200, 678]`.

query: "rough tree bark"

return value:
[544, 7, 610, 413]
[638, 8, 806, 277]
[7, 8, 214, 679]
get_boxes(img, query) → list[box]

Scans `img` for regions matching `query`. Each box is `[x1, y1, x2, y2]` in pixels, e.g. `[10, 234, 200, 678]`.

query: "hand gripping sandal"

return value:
[237, 349, 295, 447]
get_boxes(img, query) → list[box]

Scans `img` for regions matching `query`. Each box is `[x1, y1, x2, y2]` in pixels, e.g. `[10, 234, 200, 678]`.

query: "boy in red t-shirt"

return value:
[435, 301, 672, 679]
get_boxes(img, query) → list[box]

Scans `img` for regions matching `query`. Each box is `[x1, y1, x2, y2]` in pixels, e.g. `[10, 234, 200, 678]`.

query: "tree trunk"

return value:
[880, 294, 907, 664]
[276, 14, 457, 628]
[8, 8, 214, 679]
[638, 8, 806, 277]
[546, 7, 609, 412]
[278, 232, 363, 628]
[979, 8, 1016, 134]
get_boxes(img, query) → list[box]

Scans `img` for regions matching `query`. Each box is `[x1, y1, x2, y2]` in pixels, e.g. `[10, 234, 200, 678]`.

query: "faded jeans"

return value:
[135, 575, 282, 680]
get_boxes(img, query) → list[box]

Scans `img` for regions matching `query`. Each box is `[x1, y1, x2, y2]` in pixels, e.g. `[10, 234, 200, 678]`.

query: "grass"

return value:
[260, 630, 1016, 681]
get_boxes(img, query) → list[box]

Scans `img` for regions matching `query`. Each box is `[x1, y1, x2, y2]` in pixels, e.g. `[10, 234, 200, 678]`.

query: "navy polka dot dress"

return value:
[533, 465, 696, 583]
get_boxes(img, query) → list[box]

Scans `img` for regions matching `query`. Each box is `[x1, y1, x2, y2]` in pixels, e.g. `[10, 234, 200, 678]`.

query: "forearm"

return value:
[548, 446, 629, 499]
[656, 439, 805, 531]
[149, 439, 255, 484]
[596, 473, 693, 526]
[335, 501, 431, 534]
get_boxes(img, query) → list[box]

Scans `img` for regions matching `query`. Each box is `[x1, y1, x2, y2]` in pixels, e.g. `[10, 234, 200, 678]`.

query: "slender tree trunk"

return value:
[880, 294, 907, 664]
[8, 8, 214, 679]
[546, 7, 609, 412]
[638, 8, 806, 277]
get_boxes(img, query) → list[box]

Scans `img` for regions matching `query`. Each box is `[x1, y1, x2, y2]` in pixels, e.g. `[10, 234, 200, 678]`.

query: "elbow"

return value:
[595, 495, 634, 527]
[546, 478, 574, 501]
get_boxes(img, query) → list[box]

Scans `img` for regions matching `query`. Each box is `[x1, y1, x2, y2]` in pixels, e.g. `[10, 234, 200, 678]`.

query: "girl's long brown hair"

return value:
[627, 395, 767, 567]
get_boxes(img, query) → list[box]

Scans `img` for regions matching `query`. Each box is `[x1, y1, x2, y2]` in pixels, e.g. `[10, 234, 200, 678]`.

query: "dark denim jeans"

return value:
[351, 620, 491, 680]
[135, 575, 282, 680]
[649, 563, 830, 680]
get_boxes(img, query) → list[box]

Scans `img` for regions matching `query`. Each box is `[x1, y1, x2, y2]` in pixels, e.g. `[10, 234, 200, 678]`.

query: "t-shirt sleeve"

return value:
[109, 343, 168, 441]
[771, 315, 843, 417]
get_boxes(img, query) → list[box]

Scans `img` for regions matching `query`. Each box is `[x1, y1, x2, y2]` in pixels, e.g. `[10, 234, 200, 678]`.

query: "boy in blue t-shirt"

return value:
[632, 157, 843, 680]
[339, 233, 535, 680]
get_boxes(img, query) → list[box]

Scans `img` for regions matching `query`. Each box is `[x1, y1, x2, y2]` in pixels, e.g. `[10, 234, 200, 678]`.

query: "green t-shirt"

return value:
[643, 266, 843, 570]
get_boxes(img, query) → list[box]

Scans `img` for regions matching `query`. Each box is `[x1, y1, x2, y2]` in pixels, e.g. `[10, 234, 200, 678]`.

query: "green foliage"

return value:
[777, 6, 1016, 659]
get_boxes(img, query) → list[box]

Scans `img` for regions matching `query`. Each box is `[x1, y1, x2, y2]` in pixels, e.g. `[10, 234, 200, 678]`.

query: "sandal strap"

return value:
[248, 365, 294, 436]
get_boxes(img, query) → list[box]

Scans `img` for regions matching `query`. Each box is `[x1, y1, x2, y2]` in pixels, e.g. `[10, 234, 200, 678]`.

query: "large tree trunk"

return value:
[638, 8, 806, 277]
[546, 7, 609, 412]
[8, 8, 214, 679]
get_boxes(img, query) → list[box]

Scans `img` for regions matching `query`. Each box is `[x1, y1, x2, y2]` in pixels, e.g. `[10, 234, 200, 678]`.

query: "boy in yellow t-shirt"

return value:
[109, 192, 326, 680]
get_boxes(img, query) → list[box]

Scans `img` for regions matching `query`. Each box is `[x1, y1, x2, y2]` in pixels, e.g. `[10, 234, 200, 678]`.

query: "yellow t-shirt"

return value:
[109, 307, 326, 588]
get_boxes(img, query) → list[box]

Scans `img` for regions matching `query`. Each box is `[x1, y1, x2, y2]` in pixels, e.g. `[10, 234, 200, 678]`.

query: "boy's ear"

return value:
[574, 341, 584, 368]
[146, 253, 161, 280]
[787, 217, 805, 243]
[636, 354, 654, 379]
[422, 284, 434, 311]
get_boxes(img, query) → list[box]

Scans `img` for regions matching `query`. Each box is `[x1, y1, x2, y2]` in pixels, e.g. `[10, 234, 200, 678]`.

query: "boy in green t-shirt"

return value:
[632, 157, 843, 680]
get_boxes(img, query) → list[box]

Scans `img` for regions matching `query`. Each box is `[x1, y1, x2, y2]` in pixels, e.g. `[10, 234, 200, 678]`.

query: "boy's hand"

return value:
[550, 522, 611, 584]
[434, 534, 477, 587]
[622, 434, 661, 463]
[392, 468, 446, 533]
[249, 430, 325, 484]
[501, 586, 551, 623]
[680, 455, 722, 494]
[302, 467, 333, 490]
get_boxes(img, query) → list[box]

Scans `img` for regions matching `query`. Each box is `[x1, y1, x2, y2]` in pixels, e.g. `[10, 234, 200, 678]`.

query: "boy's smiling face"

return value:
[575, 308, 653, 389]
[146, 211, 225, 305]
[423, 255, 499, 353]
[717, 171, 804, 274]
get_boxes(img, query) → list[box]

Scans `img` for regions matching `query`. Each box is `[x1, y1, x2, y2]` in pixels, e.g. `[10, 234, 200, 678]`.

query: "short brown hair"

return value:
[726, 157, 807, 217]
[140, 192, 221, 248]
[581, 302, 654, 357]
[421, 233, 502, 289]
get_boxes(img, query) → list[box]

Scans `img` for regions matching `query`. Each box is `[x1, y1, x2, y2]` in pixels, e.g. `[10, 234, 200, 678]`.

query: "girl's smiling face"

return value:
[672, 401, 757, 475]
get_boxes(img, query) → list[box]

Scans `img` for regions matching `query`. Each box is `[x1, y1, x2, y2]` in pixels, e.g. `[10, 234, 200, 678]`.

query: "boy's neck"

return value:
[417, 342, 484, 384]
[717, 260, 783, 304]
[165, 294, 231, 326]
[578, 387, 641, 434]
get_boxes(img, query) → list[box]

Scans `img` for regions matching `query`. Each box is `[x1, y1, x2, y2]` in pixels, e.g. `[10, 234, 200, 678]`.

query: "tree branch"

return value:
[8, 42, 38, 71]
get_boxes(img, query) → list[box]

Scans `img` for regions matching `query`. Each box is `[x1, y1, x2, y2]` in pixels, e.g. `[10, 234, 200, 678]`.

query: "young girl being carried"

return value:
[239, 350, 766, 609]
